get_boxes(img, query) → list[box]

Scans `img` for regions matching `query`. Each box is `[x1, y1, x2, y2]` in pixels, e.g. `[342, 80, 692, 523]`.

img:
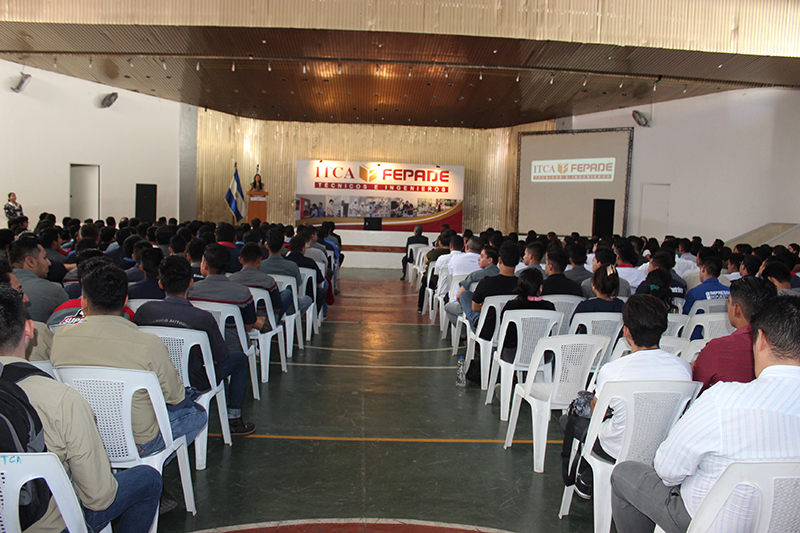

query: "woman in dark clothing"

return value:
[498, 268, 556, 363]
[574, 264, 624, 316]
[638, 268, 679, 313]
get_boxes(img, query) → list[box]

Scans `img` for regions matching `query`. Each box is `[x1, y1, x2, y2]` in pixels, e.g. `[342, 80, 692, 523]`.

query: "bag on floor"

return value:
[0, 362, 53, 529]
[465, 359, 481, 384]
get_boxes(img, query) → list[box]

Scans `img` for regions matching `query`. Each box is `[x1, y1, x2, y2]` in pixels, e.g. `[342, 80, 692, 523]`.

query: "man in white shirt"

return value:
[434, 234, 463, 301]
[447, 237, 481, 300]
[611, 296, 800, 533]
[614, 241, 646, 289]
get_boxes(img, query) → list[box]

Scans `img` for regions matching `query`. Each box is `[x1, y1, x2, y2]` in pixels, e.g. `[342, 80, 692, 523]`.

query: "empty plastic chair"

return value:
[138, 326, 232, 470]
[504, 334, 609, 473]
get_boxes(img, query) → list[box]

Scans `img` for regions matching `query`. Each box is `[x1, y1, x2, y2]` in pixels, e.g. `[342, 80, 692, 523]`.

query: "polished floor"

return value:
[159, 268, 595, 533]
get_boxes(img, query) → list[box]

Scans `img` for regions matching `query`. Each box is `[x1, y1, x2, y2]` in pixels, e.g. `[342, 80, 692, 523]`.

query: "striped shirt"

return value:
[654, 365, 800, 531]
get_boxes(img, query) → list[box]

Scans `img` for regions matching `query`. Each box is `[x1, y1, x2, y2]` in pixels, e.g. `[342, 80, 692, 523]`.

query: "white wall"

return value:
[571, 88, 800, 243]
[0, 59, 182, 222]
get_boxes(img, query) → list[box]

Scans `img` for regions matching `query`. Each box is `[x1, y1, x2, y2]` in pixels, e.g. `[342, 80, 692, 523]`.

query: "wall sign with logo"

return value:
[530, 157, 616, 182]
[296, 160, 464, 231]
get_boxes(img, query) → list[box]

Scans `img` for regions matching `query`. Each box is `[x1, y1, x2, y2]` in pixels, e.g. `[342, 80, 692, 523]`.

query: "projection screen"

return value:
[517, 129, 633, 237]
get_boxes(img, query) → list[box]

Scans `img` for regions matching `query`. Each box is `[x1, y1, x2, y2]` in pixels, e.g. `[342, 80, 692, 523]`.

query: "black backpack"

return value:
[0, 362, 54, 530]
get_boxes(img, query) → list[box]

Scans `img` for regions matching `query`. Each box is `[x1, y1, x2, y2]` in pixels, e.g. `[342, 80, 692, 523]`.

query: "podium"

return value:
[248, 191, 268, 223]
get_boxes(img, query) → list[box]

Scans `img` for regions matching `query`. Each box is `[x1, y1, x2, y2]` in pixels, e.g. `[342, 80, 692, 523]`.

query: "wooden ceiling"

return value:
[2, 23, 799, 128]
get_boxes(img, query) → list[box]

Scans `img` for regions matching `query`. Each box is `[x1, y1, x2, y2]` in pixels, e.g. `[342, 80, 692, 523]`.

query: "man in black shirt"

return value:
[542, 250, 583, 297]
[460, 242, 520, 337]
[401, 224, 429, 280]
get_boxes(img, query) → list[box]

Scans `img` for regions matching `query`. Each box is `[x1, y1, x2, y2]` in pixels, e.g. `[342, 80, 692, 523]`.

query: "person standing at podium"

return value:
[249, 173, 263, 192]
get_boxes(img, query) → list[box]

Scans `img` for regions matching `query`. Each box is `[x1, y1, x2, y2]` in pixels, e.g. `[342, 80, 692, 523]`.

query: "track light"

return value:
[10, 73, 31, 93]
[338, 63, 341, 75]
[445, 67, 448, 78]
[583, 77, 588, 87]
[408, 66, 412, 78]
[162, 60, 167, 70]
[53, 57, 57, 68]
[127, 59, 133, 68]
[196, 61, 200, 71]
[232, 61, 235, 72]
[479, 70, 483, 81]
[619, 80, 624, 88]
[268, 62, 272, 72]
[303, 63, 307, 74]
[550, 74, 554, 84]
[88, 57, 93, 69]
[516, 72, 520, 82]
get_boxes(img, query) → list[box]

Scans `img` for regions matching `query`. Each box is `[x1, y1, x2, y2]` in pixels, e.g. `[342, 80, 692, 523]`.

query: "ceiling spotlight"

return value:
[479, 70, 483, 80]
[127, 59, 133, 68]
[653, 82, 657, 91]
[583, 77, 588, 87]
[619, 80, 624, 88]
[232, 62, 236, 72]
[550, 74, 554, 84]
[683, 86, 688, 94]
[88, 57, 93, 69]
[53, 57, 57, 68]
[516, 72, 520, 82]
[196, 61, 200, 71]
[445, 67, 448, 78]
[10, 73, 31, 93]
[100, 92, 118, 108]
[303, 63, 307, 74]
[338, 63, 341, 75]
[408, 66, 412, 78]
[162, 59, 167, 70]
[268, 62, 272, 72]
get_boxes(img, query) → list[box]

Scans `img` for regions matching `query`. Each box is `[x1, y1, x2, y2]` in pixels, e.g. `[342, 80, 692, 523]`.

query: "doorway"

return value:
[69, 164, 100, 221]
[640, 183, 671, 238]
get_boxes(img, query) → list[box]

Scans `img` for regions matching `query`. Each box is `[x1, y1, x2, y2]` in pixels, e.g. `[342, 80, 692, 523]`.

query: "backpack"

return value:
[0, 362, 54, 530]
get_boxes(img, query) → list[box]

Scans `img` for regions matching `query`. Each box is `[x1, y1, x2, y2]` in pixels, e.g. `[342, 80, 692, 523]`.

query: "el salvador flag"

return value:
[225, 165, 247, 222]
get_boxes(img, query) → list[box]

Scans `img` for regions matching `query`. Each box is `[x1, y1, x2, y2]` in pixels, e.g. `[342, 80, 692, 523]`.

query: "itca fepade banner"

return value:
[296, 160, 464, 232]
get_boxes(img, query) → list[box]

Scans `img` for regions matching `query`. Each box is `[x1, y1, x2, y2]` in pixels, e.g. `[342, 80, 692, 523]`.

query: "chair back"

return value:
[585, 380, 700, 466]
[681, 312, 733, 340]
[608, 337, 632, 363]
[298, 267, 317, 301]
[684, 461, 800, 533]
[659, 336, 690, 359]
[569, 312, 624, 366]
[137, 326, 218, 388]
[665, 313, 689, 337]
[248, 287, 280, 331]
[57, 366, 174, 469]
[271, 274, 300, 317]
[542, 295, 585, 335]
[672, 297, 686, 314]
[0, 452, 90, 533]
[522, 334, 609, 407]
[496, 309, 563, 369]
[473, 294, 516, 340]
[27, 360, 57, 380]
[447, 273, 470, 299]
[688, 298, 729, 317]
[683, 338, 711, 364]
[407, 243, 427, 261]
[127, 299, 155, 312]
[191, 300, 250, 351]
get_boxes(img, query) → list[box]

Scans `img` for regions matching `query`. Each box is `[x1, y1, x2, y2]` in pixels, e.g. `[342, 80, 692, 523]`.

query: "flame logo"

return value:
[557, 162, 569, 174]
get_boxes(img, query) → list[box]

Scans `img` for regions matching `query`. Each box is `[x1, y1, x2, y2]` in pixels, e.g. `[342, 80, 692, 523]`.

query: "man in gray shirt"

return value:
[444, 246, 499, 328]
[260, 230, 312, 316]
[10, 234, 68, 322]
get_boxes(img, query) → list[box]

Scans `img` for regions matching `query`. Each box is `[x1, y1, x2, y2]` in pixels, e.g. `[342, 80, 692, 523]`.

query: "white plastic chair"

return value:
[654, 461, 800, 533]
[189, 301, 260, 401]
[543, 295, 585, 335]
[608, 337, 632, 363]
[126, 299, 156, 313]
[247, 287, 287, 382]
[413, 246, 432, 290]
[672, 297, 686, 314]
[405, 243, 427, 285]
[486, 310, 565, 420]
[504, 334, 609, 472]
[57, 366, 197, 532]
[687, 298, 729, 317]
[659, 336, 690, 359]
[438, 274, 469, 339]
[0, 452, 113, 533]
[461, 294, 517, 389]
[681, 312, 733, 340]
[682, 338, 711, 364]
[665, 313, 689, 337]
[27, 360, 57, 379]
[299, 267, 321, 341]
[271, 274, 304, 356]
[138, 326, 232, 470]
[569, 312, 624, 367]
[558, 380, 701, 533]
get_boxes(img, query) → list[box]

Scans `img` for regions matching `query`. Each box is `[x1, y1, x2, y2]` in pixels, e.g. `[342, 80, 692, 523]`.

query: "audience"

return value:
[261, 230, 312, 316]
[127, 246, 166, 300]
[444, 246, 498, 328]
[682, 256, 730, 315]
[572, 264, 623, 315]
[541, 250, 582, 297]
[582, 248, 631, 299]
[496, 268, 556, 363]
[9, 234, 68, 322]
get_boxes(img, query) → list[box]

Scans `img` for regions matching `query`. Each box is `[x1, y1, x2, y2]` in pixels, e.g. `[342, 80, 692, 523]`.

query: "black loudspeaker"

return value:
[136, 184, 157, 223]
[592, 199, 615, 238]
[364, 217, 382, 231]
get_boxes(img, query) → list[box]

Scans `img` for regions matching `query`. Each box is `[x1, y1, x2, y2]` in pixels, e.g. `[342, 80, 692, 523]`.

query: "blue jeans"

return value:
[216, 351, 248, 416]
[459, 290, 480, 330]
[279, 288, 294, 317]
[137, 399, 207, 457]
[82, 465, 162, 533]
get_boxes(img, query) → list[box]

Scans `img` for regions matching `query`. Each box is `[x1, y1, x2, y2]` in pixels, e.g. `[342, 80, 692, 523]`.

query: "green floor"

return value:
[159, 268, 595, 533]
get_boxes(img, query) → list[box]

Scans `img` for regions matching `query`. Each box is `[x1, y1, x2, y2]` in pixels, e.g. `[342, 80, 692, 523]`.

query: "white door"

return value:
[639, 183, 670, 238]
[69, 165, 100, 221]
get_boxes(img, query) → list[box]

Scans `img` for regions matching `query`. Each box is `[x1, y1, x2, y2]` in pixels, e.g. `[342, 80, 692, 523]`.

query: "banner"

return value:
[296, 160, 464, 229]
[530, 157, 616, 182]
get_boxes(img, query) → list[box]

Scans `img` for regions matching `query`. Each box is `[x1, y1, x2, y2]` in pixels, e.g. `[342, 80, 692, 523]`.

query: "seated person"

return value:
[762, 261, 800, 297]
[128, 246, 166, 300]
[582, 247, 631, 299]
[444, 246, 499, 328]
[497, 268, 556, 363]
[401, 224, 428, 281]
[51, 261, 207, 457]
[541, 250, 583, 297]
[134, 256, 256, 436]
[614, 240, 646, 289]
[638, 269, 681, 314]
[515, 241, 546, 277]
[188, 244, 264, 352]
[461, 242, 519, 339]
[0, 286, 162, 532]
[0, 259, 52, 362]
[215, 222, 242, 273]
[125, 240, 152, 283]
[434, 234, 464, 304]
[9, 234, 68, 322]
[573, 265, 624, 315]
[564, 244, 592, 284]
[635, 250, 686, 298]
[417, 231, 451, 312]
[229, 242, 290, 321]
[612, 296, 800, 533]
[683, 256, 730, 315]
[683, 247, 731, 292]
[564, 295, 691, 498]
[693, 276, 776, 392]
[285, 235, 326, 313]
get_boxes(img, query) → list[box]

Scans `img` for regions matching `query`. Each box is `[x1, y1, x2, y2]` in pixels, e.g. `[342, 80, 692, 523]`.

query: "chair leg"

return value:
[504, 391, 523, 448]
[194, 426, 208, 471]
[277, 329, 287, 372]
[284, 316, 295, 358]
[592, 462, 615, 533]
[295, 316, 304, 350]
[559, 485, 575, 518]
[480, 345, 493, 391]
[147, 509, 159, 533]
[485, 358, 500, 405]
[259, 335, 270, 383]
[451, 319, 463, 356]
[532, 401, 550, 473]
[499, 364, 514, 421]
[246, 347, 260, 400]
[216, 389, 232, 445]
[176, 444, 197, 514]
[305, 309, 313, 342]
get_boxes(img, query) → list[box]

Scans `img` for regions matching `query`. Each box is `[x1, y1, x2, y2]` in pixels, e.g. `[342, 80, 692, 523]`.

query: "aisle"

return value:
[159, 269, 592, 533]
